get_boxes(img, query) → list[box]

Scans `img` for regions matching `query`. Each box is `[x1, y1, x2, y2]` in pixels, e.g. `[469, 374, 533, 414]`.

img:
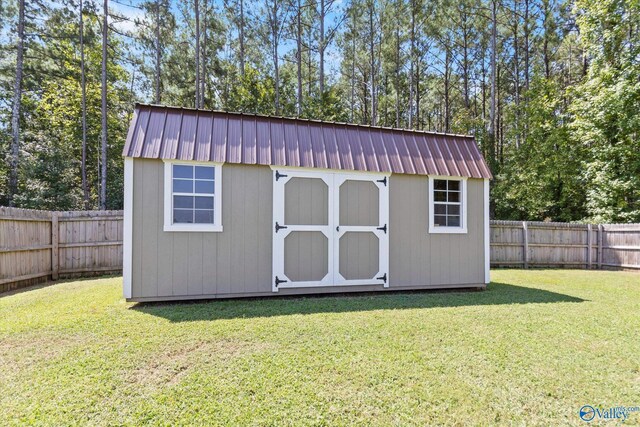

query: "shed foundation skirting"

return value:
[127, 283, 487, 302]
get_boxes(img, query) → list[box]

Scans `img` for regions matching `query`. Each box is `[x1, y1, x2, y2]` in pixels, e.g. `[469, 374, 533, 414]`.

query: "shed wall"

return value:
[130, 159, 486, 300]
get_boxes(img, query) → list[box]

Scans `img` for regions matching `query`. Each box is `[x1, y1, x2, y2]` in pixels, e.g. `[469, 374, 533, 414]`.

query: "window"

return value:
[164, 161, 223, 232]
[428, 176, 467, 234]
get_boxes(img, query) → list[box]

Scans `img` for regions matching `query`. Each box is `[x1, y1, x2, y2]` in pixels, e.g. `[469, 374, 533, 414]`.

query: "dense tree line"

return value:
[0, 0, 638, 222]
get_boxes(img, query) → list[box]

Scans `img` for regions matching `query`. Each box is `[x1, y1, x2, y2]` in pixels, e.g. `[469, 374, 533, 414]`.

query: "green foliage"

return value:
[0, 0, 638, 223]
[494, 77, 588, 221]
[570, 63, 640, 222]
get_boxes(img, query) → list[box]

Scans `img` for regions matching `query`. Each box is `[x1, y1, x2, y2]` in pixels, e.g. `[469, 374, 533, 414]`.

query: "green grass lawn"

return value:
[1, 270, 639, 426]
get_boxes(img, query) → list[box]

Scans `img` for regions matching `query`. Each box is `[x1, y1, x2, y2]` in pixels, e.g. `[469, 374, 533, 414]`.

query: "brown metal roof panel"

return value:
[308, 122, 328, 170]
[129, 108, 151, 158]
[255, 118, 272, 165]
[159, 110, 183, 159]
[413, 134, 439, 176]
[125, 105, 492, 179]
[226, 115, 243, 164]
[123, 108, 139, 156]
[283, 120, 301, 167]
[270, 119, 286, 167]
[464, 138, 492, 178]
[322, 125, 341, 170]
[210, 114, 228, 163]
[241, 116, 257, 164]
[404, 133, 427, 175]
[344, 126, 366, 171]
[359, 130, 380, 173]
[140, 111, 167, 159]
[424, 135, 448, 176]
[297, 122, 314, 168]
[436, 136, 460, 177]
[394, 132, 417, 174]
[378, 131, 404, 173]
[194, 113, 213, 162]
[334, 125, 354, 170]
[456, 138, 482, 178]
[369, 130, 391, 173]
[447, 137, 471, 178]
[176, 111, 197, 161]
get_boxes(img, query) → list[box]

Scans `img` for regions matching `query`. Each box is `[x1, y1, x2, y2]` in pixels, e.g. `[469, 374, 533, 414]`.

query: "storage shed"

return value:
[122, 104, 492, 302]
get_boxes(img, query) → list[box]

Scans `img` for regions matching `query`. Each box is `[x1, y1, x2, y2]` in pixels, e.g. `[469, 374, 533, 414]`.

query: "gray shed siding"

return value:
[129, 159, 486, 301]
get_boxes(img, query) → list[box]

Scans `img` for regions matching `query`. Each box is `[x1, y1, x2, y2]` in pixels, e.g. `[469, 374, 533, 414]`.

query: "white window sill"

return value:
[164, 224, 224, 233]
[429, 226, 468, 234]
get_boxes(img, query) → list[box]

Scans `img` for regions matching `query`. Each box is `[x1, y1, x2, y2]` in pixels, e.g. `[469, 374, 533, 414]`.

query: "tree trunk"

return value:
[100, 0, 108, 210]
[239, 0, 245, 77]
[513, 0, 520, 148]
[80, 0, 89, 209]
[523, 0, 530, 91]
[368, 0, 376, 126]
[542, 0, 551, 79]
[350, 5, 356, 122]
[9, 0, 26, 206]
[408, 0, 416, 129]
[201, 0, 207, 107]
[444, 45, 450, 132]
[154, 0, 161, 103]
[461, 8, 470, 110]
[296, 0, 302, 116]
[319, 0, 325, 96]
[488, 0, 497, 171]
[394, 1, 400, 127]
[273, 1, 280, 115]
[195, 0, 200, 108]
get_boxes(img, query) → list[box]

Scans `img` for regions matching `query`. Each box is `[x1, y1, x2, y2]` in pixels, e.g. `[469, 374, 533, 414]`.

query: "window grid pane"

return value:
[172, 165, 217, 225]
[433, 179, 462, 228]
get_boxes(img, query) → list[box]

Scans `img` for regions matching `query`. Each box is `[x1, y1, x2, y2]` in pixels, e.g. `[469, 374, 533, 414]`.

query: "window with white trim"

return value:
[164, 162, 223, 232]
[428, 176, 467, 234]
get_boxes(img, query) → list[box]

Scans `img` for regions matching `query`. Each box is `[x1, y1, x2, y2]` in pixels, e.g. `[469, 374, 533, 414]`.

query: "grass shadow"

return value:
[132, 282, 586, 322]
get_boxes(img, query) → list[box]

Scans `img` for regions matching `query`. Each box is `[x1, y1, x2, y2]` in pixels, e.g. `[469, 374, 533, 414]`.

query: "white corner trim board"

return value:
[163, 159, 224, 232]
[484, 178, 490, 284]
[123, 157, 133, 299]
[428, 175, 468, 234]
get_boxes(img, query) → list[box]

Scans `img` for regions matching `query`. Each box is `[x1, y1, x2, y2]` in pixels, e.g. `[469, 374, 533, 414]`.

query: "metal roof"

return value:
[123, 104, 493, 179]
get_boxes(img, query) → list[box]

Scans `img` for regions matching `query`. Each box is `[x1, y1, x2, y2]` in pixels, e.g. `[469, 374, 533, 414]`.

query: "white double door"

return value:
[272, 168, 390, 291]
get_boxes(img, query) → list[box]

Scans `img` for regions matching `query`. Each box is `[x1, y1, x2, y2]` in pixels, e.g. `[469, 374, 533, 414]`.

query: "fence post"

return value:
[587, 224, 592, 269]
[51, 212, 59, 280]
[522, 221, 529, 269]
[597, 224, 603, 270]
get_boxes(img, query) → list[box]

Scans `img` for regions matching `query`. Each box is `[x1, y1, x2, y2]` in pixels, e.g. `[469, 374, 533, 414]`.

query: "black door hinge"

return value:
[376, 176, 387, 186]
[275, 170, 288, 181]
[376, 224, 387, 233]
[275, 276, 288, 287]
[275, 222, 288, 233]
[376, 273, 387, 283]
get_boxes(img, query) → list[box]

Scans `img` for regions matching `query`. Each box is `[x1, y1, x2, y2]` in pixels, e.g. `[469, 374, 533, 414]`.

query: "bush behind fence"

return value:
[1, 208, 638, 292]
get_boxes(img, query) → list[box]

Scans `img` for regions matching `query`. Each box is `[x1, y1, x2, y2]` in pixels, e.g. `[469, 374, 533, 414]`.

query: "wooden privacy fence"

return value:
[491, 220, 640, 270]
[1, 208, 638, 293]
[0, 207, 123, 292]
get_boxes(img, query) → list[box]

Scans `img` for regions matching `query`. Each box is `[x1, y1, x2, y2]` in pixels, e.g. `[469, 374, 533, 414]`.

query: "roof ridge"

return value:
[134, 102, 475, 139]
